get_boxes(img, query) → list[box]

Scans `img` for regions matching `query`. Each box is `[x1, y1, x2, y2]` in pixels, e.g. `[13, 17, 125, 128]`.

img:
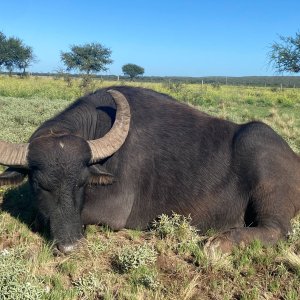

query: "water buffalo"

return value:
[0, 86, 300, 254]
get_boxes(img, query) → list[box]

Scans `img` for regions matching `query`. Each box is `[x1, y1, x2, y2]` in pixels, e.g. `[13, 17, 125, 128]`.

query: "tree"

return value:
[122, 63, 145, 80]
[0, 32, 7, 69]
[16, 45, 35, 75]
[61, 43, 113, 75]
[0, 32, 35, 75]
[4, 37, 22, 75]
[269, 31, 300, 73]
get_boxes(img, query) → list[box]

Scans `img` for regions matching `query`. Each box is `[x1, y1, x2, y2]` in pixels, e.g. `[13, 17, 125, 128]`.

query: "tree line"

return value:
[0, 31, 145, 80]
[1, 30, 300, 79]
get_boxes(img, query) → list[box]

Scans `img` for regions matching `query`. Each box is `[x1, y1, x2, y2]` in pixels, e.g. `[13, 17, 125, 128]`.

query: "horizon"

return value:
[1, 0, 299, 77]
[2, 71, 300, 79]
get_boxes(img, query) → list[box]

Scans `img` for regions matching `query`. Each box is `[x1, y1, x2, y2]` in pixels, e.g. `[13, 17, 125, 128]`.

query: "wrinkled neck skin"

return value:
[30, 94, 116, 142]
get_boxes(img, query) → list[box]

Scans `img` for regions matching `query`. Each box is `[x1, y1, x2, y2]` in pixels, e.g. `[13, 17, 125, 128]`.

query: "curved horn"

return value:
[87, 89, 131, 163]
[0, 141, 29, 167]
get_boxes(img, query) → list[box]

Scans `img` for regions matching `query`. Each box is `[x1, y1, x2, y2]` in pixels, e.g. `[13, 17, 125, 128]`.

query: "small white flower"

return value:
[1, 249, 10, 256]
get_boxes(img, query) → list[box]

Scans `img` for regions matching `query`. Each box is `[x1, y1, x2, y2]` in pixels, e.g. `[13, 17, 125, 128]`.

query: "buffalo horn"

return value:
[87, 89, 131, 163]
[0, 141, 29, 167]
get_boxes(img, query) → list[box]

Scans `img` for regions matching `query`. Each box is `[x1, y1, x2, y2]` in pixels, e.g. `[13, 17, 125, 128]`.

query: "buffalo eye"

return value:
[88, 164, 114, 185]
[0, 167, 27, 186]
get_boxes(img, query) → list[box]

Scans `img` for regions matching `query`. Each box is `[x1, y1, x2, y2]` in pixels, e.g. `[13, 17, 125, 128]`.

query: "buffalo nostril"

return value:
[56, 243, 77, 254]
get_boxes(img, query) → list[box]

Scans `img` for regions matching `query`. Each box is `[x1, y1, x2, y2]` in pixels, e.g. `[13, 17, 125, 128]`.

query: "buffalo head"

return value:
[0, 89, 131, 254]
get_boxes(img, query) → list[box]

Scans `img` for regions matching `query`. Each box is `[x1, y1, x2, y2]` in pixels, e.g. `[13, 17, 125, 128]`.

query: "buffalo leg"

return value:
[205, 226, 285, 253]
[206, 183, 297, 253]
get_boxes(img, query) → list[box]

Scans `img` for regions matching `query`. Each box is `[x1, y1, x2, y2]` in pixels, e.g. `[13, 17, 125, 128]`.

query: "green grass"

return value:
[0, 75, 299, 150]
[0, 75, 300, 299]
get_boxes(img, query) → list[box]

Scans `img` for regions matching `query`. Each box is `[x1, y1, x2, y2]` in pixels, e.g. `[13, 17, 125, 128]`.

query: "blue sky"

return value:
[1, 0, 299, 76]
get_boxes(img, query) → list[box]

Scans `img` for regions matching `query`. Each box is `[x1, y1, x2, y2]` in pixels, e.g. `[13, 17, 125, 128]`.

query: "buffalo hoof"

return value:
[204, 234, 235, 256]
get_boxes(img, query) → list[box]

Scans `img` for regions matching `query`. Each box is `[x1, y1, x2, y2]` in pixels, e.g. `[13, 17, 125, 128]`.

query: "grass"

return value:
[113, 244, 157, 273]
[0, 75, 299, 149]
[0, 75, 300, 299]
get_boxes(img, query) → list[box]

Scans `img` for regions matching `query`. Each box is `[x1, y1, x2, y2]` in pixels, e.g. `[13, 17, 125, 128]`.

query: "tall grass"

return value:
[1, 75, 300, 105]
[1, 75, 299, 151]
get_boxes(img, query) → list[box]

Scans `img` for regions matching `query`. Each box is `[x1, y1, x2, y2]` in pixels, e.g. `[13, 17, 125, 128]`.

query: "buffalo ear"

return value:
[88, 165, 114, 185]
[0, 167, 27, 186]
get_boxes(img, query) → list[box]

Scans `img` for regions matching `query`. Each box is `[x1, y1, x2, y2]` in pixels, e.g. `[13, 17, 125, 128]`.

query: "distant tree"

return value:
[269, 31, 300, 73]
[61, 43, 113, 75]
[0, 33, 35, 75]
[16, 45, 35, 75]
[122, 63, 145, 80]
[4, 37, 22, 75]
[0, 32, 7, 69]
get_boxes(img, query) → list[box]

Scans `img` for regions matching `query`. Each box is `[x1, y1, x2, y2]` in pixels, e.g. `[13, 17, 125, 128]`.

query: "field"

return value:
[0, 75, 300, 299]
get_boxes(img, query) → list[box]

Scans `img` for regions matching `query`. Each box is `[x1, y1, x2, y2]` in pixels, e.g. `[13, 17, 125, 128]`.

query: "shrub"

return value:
[114, 244, 157, 273]
[130, 266, 159, 290]
[152, 212, 198, 242]
[0, 249, 45, 299]
[72, 272, 103, 299]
